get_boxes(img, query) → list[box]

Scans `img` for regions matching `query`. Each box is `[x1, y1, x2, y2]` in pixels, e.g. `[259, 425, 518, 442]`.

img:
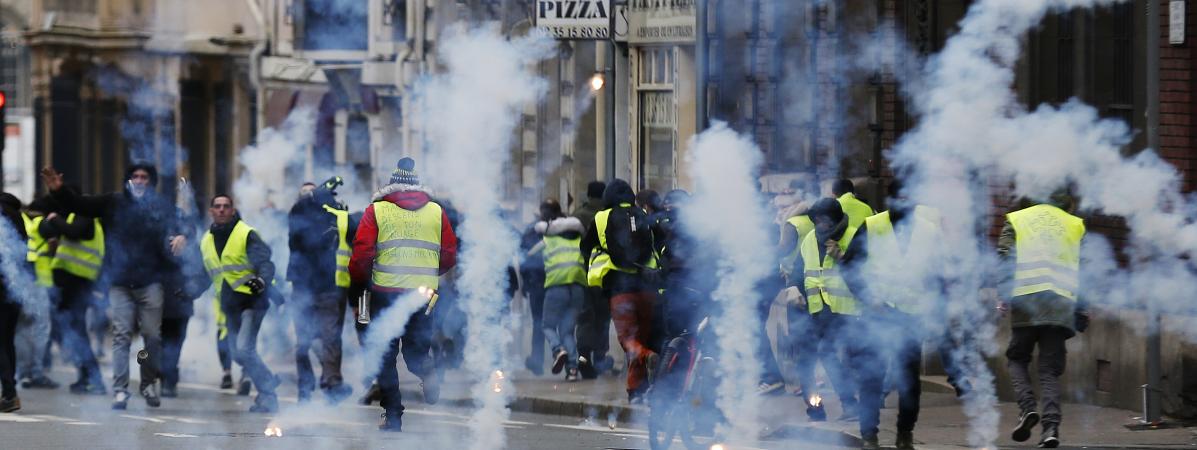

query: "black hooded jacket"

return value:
[287, 191, 357, 294]
[581, 179, 655, 295]
[50, 164, 184, 288]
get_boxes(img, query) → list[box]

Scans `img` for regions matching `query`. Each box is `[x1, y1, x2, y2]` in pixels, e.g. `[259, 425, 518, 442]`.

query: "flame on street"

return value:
[264, 426, 283, 437]
[809, 394, 822, 407]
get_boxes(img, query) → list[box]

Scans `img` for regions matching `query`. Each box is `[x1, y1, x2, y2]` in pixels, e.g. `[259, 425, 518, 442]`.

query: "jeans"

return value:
[221, 292, 275, 396]
[793, 311, 860, 412]
[0, 301, 19, 399]
[858, 311, 923, 439]
[543, 284, 584, 370]
[373, 291, 436, 416]
[109, 284, 163, 392]
[522, 270, 546, 368]
[56, 276, 102, 384]
[610, 291, 656, 395]
[1007, 325, 1070, 426]
[757, 296, 784, 385]
[160, 317, 189, 388]
[15, 291, 51, 380]
[293, 289, 347, 394]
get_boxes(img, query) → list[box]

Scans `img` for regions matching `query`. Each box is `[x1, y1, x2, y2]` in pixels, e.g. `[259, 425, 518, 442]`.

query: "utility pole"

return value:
[1144, 0, 1163, 426]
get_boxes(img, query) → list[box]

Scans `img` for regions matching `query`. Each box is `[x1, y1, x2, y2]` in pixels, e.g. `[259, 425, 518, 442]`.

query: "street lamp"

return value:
[589, 71, 606, 92]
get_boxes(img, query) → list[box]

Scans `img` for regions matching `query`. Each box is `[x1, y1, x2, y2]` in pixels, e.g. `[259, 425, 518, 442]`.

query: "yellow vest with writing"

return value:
[372, 201, 442, 290]
[801, 226, 860, 316]
[1007, 205, 1084, 301]
[50, 213, 105, 281]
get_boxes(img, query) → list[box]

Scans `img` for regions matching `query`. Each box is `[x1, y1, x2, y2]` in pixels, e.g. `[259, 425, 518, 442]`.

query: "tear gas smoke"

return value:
[872, 0, 1181, 447]
[415, 25, 555, 450]
[681, 122, 772, 442]
[0, 215, 48, 311]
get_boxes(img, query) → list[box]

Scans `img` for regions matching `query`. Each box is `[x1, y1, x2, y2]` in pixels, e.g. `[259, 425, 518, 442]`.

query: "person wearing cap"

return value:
[349, 157, 458, 432]
[570, 181, 613, 378]
[793, 198, 863, 422]
[288, 176, 356, 404]
[833, 179, 875, 229]
[41, 164, 188, 410]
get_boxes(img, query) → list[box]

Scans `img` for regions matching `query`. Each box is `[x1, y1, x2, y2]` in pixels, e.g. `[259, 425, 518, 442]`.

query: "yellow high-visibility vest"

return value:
[50, 213, 105, 281]
[800, 226, 860, 316]
[372, 201, 442, 290]
[22, 213, 54, 287]
[201, 221, 258, 296]
[543, 234, 586, 288]
[863, 206, 941, 314]
[781, 214, 815, 275]
[323, 205, 352, 288]
[838, 192, 875, 229]
[589, 205, 657, 288]
[1007, 204, 1084, 300]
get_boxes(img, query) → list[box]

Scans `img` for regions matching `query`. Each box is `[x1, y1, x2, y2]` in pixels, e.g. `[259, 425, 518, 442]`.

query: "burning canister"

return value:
[806, 394, 827, 422]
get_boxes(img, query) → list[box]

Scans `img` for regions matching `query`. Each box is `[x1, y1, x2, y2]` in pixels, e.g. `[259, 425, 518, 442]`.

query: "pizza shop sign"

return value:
[535, 0, 612, 39]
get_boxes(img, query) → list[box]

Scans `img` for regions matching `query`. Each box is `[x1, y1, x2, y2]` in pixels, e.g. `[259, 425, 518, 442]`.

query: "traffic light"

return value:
[0, 90, 6, 154]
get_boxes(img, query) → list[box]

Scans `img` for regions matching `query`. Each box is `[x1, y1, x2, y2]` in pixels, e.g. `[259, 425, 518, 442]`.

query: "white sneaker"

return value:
[112, 391, 130, 410]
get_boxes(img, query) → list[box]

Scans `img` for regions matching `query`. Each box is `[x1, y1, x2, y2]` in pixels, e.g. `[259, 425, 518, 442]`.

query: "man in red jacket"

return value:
[349, 157, 457, 432]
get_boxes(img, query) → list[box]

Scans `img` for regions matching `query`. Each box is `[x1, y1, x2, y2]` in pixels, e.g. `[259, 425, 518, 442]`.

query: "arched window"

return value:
[0, 13, 31, 111]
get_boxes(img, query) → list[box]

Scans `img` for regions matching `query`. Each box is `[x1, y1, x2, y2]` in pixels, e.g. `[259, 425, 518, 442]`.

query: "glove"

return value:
[245, 277, 266, 296]
[321, 176, 344, 192]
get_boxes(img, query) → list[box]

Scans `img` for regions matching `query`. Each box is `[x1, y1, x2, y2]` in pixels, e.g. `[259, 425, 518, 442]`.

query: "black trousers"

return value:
[577, 286, 611, 365]
[56, 276, 102, 384]
[160, 317, 190, 388]
[1007, 326, 1070, 426]
[294, 289, 346, 393]
[858, 312, 922, 439]
[793, 310, 861, 411]
[373, 291, 436, 417]
[0, 301, 19, 399]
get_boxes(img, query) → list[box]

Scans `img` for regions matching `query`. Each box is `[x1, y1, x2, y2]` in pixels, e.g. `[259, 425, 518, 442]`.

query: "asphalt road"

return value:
[0, 380, 820, 450]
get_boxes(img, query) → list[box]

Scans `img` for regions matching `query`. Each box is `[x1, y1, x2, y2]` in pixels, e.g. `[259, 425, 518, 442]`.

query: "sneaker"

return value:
[565, 368, 580, 382]
[22, 375, 60, 389]
[161, 384, 177, 398]
[140, 383, 161, 408]
[861, 434, 880, 450]
[577, 356, 598, 380]
[359, 383, 382, 405]
[895, 430, 914, 450]
[379, 412, 403, 432]
[1038, 425, 1059, 448]
[0, 396, 19, 413]
[421, 375, 441, 405]
[756, 381, 785, 396]
[249, 393, 278, 413]
[112, 391, 130, 410]
[237, 377, 252, 396]
[551, 348, 568, 375]
[1011, 410, 1040, 442]
[69, 381, 107, 396]
[220, 373, 233, 389]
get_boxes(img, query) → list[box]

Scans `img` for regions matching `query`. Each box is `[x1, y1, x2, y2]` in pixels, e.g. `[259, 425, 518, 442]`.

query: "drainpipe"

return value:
[695, 0, 707, 132]
[1144, 0, 1162, 426]
[245, 0, 267, 135]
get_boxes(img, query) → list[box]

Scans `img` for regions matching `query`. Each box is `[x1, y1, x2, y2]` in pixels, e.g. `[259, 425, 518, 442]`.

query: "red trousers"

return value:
[610, 292, 656, 394]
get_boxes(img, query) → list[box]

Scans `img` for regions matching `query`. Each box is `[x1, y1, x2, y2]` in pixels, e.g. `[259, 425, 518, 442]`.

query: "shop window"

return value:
[640, 91, 675, 191]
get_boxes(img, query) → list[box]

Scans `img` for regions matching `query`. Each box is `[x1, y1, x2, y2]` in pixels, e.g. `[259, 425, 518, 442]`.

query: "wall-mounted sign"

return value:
[1171, 1, 1186, 46]
[627, 0, 696, 44]
[535, 0, 613, 40]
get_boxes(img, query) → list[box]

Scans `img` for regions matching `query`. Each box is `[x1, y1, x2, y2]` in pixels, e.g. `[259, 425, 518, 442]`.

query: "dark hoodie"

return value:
[50, 164, 183, 288]
[287, 189, 356, 294]
[348, 183, 458, 293]
[580, 179, 654, 295]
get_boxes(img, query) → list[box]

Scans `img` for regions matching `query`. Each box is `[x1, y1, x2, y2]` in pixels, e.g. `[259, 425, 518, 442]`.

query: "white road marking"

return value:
[120, 414, 167, 423]
[65, 422, 100, 426]
[158, 415, 209, 425]
[0, 415, 43, 423]
[27, 414, 76, 422]
[154, 432, 199, 438]
[542, 422, 646, 435]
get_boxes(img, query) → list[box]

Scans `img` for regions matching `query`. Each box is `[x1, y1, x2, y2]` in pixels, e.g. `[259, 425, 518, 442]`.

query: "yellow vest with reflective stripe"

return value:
[781, 215, 815, 275]
[590, 205, 657, 288]
[322, 205, 352, 288]
[372, 201, 442, 290]
[50, 213, 105, 281]
[801, 226, 860, 316]
[22, 213, 54, 287]
[838, 193, 875, 230]
[863, 206, 941, 314]
[201, 221, 257, 296]
[1007, 205, 1084, 301]
[543, 234, 586, 288]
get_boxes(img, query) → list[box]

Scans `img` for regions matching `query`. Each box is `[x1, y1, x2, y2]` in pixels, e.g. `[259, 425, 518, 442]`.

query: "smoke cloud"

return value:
[415, 25, 555, 450]
[680, 122, 772, 442]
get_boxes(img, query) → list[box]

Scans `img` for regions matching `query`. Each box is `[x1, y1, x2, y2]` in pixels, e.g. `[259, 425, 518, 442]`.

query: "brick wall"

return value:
[1159, 0, 1197, 192]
